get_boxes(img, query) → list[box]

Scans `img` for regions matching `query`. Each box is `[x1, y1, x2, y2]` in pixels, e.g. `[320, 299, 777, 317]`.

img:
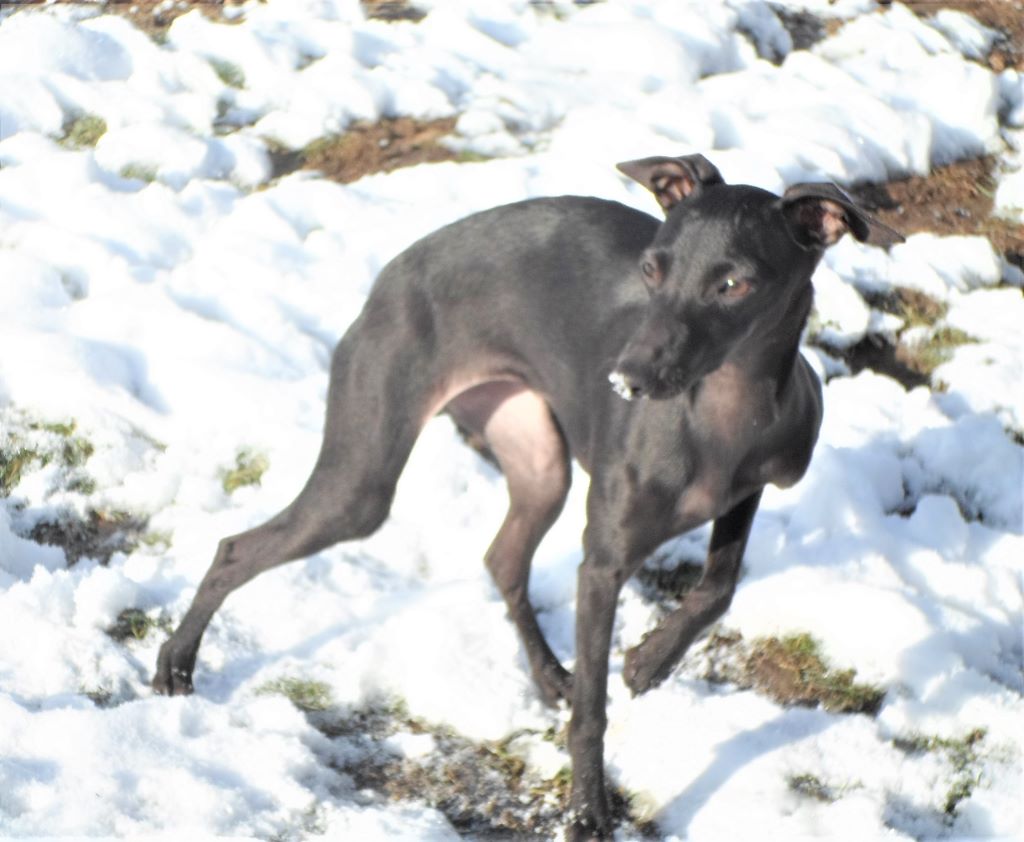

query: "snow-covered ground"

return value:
[1, 1, 1022, 839]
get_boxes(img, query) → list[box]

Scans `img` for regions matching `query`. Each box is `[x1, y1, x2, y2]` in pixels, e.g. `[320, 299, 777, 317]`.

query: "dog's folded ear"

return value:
[779, 182, 905, 249]
[616, 154, 724, 213]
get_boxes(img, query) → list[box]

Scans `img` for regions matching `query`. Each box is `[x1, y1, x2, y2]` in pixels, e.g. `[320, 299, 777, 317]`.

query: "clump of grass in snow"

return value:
[257, 676, 334, 712]
[119, 163, 159, 183]
[867, 286, 978, 378]
[696, 629, 885, 715]
[105, 608, 173, 643]
[221, 447, 269, 493]
[210, 58, 245, 88]
[0, 446, 39, 497]
[894, 728, 988, 816]
[82, 686, 115, 708]
[898, 325, 976, 378]
[0, 413, 153, 565]
[747, 632, 886, 714]
[878, 286, 948, 328]
[139, 528, 173, 552]
[62, 114, 107, 148]
[787, 772, 838, 802]
[0, 416, 95, 497]
[454, 149, 494, 164]
[807, 286, 978, 389]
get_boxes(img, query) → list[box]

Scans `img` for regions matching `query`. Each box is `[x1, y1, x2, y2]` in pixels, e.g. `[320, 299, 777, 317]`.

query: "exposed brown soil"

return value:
[851, 157, 1023, 270]
[271, 116, 461, 183]
[38, 0, 248, 39]
[24, 0, 429, 33]
[314, 703, 659, 840]
[361, 0, 426, 23]
[903, 0, 1024, 71]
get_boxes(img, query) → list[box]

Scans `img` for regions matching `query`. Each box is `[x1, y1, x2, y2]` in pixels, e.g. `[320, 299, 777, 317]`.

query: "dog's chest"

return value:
[666, 412, 784, 528]
[674, 479, 725, 528]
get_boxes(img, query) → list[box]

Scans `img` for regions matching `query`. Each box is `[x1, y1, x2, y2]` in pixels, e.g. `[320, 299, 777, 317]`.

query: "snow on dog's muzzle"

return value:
[611, 317, 679, 400]
[609, 370, 640, 401]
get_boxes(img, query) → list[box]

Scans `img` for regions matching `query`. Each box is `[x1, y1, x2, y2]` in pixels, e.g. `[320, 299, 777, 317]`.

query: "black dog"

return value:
[154, 154, 901, 839]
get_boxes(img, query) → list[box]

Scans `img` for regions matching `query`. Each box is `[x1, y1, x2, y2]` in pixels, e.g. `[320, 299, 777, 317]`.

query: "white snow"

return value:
[0, 1, 1021, 840]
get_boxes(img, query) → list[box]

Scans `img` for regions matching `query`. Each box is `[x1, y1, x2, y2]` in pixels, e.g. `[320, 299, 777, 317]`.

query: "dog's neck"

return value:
[768, 279, 815, 397]
[694, 279, 814, 424]
[740, 278, 813, 387]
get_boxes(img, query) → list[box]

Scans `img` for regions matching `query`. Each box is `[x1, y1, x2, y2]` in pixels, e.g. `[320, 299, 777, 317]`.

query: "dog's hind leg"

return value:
[153, 326, 437, 696]
[447, 381, 573, 707]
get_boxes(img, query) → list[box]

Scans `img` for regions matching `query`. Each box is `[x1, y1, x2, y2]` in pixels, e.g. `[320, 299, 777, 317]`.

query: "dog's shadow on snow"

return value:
[654, 706, 833, 832]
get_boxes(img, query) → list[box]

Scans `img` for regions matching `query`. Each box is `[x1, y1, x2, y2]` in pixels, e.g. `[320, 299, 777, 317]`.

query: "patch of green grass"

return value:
[62, 114, 108, 148]
[0, 417, 95, 497]
[65, 474, 98, 495]
[139, 529, 173, 552]
[82, 686, 115, 708]
[257, 676, 334, 712]
[0, 412, 161, 565]
[788, 772, 837, 802]
[874, 286, 948, 329]
[860, 286, 977, 379]
[897, 325, 976, 377]
[0, 446, 39, 497]
[694, 629, 886, 715]
[38, 420, 76, 438]
[747, 632, 886, 715]
[221, 447, 270, 494]
[454, 149, 493, 164]
[210, 58, 245, 89]
[105, 607, 172, 643]
[52, 428, 95, 471]
[894, 728, 988, 816]
[119, 163, 158, 183]
[301, 134, 341, 161]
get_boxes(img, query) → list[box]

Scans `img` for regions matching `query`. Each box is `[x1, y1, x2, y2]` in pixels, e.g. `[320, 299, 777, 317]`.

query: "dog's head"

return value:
[609, 154, 903, 401]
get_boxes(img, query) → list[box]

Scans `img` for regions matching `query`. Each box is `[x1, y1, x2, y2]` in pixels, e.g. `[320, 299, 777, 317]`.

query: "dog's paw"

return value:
[565, 805, 613, 842]
[152, 642, 196, 696]
[565, 821, 611, 842]
[536, 662, 573, 708]
[622, 640, 671, 697]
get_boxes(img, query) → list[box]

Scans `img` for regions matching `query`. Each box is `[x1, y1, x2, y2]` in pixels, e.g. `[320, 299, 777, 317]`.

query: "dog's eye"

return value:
[717, 277, 752, 301]
[640, 260, 663, 289]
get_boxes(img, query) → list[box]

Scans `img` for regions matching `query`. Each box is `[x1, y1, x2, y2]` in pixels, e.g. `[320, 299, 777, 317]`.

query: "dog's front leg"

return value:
[623, 490, 762, 695]
[566, 553, 623, 841]
[565, 471, 673, 840]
